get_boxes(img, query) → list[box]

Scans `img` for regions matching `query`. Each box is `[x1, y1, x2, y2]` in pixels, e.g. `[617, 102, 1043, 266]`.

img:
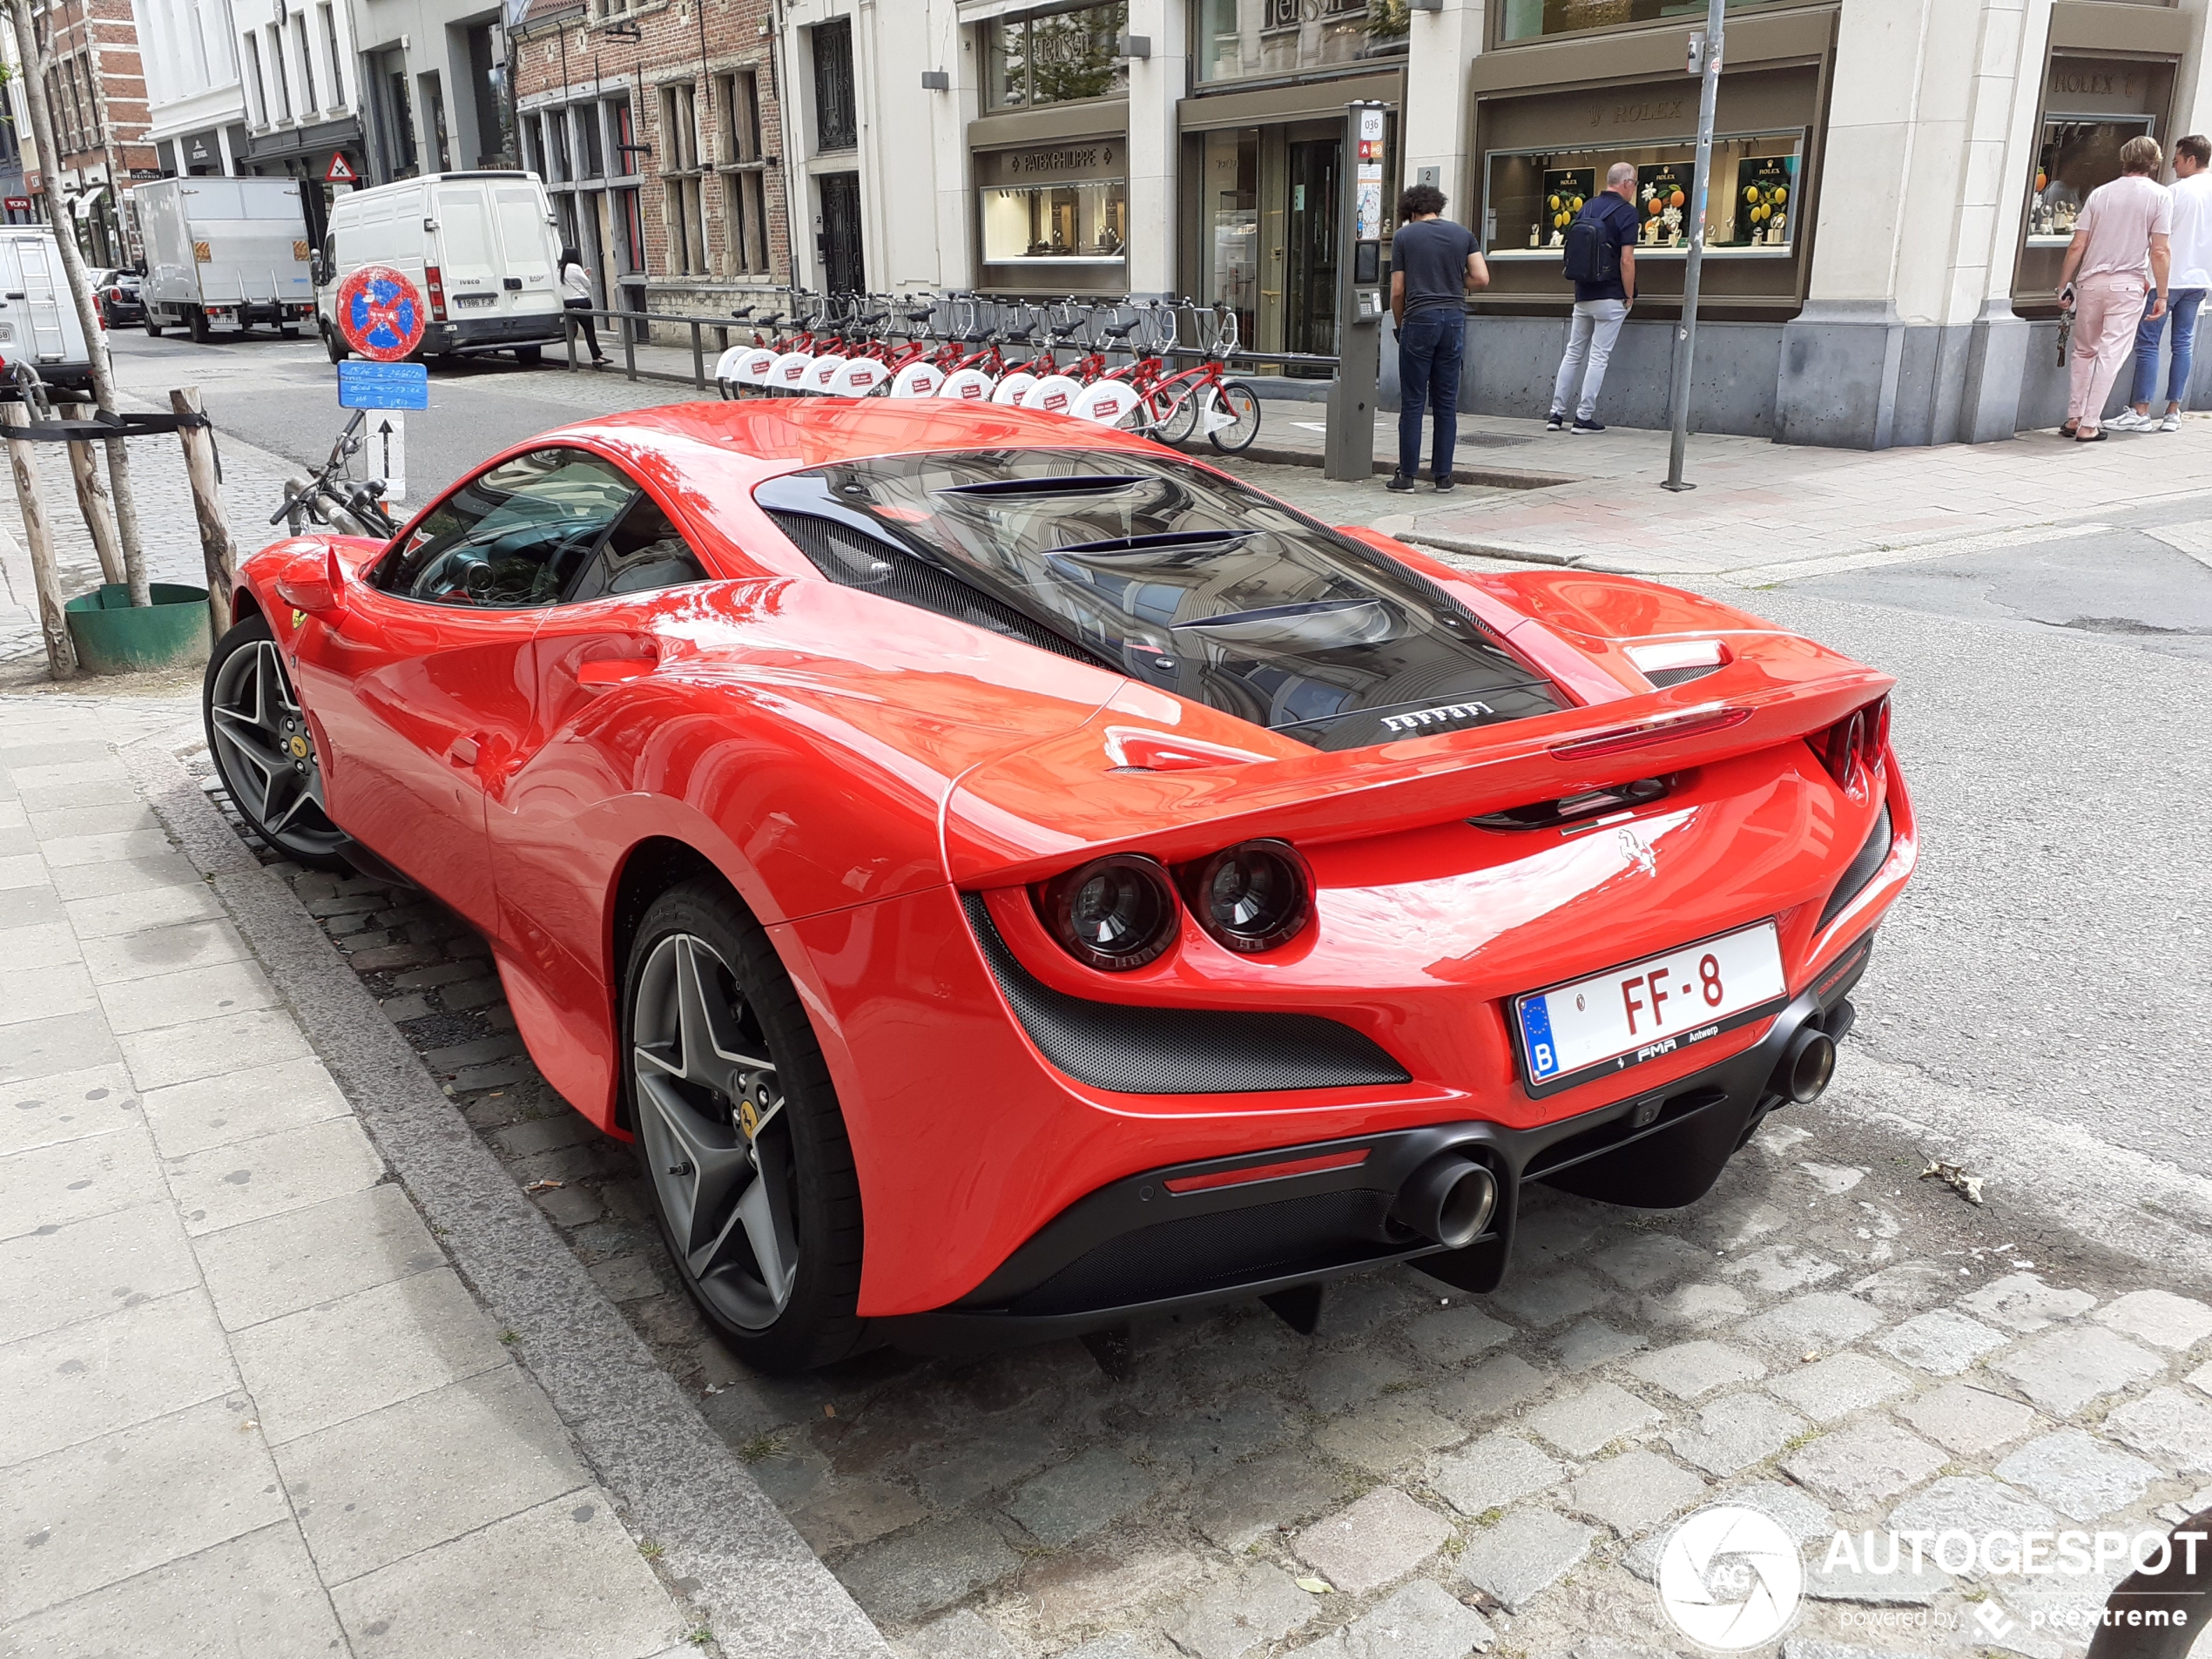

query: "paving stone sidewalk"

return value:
[181, 726, 2212, 1659]
[0, 694, 695, 1658]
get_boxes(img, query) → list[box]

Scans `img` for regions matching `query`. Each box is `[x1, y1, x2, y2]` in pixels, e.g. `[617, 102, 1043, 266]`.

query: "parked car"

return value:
[137, 176, 315, 340]
[96, 271, 145, 329]
[315, 171, 563, 366]
[0, 226, 93, 390]
[206, 400, 1915, 1372]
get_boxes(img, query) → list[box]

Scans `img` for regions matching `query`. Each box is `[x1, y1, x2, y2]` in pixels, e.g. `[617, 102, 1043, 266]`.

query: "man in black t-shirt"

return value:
[1388, 185, 1489, 492]
[1547, 162, 1640, 432]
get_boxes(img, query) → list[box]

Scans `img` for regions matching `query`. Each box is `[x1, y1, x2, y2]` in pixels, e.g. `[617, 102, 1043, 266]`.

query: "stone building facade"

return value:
[510, 0, 791, 334]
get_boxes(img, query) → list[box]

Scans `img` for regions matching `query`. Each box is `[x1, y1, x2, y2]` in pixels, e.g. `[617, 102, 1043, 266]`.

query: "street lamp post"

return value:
[1662, 0, 1725, 493]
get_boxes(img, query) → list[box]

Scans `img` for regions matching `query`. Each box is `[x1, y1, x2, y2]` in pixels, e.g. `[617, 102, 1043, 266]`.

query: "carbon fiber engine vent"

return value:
[1818, 800, 1894, 929]
[1645, 663, 1723, 689]
[961, 894, 1410, 1095]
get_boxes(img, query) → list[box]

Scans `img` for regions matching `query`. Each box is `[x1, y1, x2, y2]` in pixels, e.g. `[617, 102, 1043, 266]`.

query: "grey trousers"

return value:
[1551, 299, 1629, 421]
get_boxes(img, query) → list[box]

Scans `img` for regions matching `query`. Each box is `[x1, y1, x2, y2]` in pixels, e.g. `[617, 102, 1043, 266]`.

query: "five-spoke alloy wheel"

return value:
[203, 614, 350, 868]
[624, 880, 866, 1370]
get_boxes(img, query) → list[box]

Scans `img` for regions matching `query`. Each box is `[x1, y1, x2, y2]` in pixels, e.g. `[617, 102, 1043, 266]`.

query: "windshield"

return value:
[755, 448, 1561, 751]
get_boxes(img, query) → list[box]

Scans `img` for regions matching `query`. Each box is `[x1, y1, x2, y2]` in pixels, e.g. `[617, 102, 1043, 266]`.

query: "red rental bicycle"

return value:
[1111, 301, 1262, 453]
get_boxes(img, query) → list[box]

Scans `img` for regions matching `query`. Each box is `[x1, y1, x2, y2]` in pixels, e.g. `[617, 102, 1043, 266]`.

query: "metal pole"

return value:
[1662, 0, 1725, 493]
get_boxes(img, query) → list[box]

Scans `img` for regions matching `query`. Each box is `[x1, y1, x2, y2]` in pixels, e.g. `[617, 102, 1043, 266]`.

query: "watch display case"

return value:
[1483, 132, 1804, 261]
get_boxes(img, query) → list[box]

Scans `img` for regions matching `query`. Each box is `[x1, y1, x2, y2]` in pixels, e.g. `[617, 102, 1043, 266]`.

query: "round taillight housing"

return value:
[1042, 854, 1179, 971]
[1866, 695, 1892, 764]
[1188, 839, 1312, 954]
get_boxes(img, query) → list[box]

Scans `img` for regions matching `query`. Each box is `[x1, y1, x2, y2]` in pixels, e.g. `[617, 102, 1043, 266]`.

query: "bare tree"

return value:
[3, 0, 145, 604]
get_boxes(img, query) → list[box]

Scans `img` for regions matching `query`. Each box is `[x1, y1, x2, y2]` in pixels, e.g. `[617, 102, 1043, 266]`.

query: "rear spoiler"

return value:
[942, 644, 1892, 887]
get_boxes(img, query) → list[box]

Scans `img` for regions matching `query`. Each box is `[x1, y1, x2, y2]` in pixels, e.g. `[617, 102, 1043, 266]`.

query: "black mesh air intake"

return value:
[1645, 663, 1722, 689]
[961, 894, 1410, 1095]
[1818, 799, 1894, 929]
[766, 510, 1103, 666]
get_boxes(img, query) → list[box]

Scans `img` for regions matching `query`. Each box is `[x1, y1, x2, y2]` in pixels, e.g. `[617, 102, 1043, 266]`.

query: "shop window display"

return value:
[1496, 0, 1772, 46]
[980, 178, 1130, 266]
[2027, 116, 2155, 244]
[1195, 0, 1406, 85]
[1483, 134, 1801, 257]
[985, 3, 1130, 111]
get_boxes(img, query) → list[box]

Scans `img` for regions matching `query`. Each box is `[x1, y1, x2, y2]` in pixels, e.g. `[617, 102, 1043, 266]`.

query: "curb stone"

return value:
[119, 731, 893, 1659]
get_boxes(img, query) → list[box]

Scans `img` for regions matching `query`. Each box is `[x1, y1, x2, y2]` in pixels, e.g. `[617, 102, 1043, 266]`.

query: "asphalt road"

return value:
[105, 327, 2212, 1183]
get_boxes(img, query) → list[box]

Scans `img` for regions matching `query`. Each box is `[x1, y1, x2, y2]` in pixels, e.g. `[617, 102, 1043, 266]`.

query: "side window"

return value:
[561, 489, 709, 604]
[374, 448, 639, 609]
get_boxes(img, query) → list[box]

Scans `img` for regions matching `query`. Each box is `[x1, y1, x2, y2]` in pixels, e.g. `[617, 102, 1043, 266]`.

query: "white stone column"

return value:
[1124, 0, 1185, 299]
[929, 0, 974, 292]
[1401, 0, 1483, 215]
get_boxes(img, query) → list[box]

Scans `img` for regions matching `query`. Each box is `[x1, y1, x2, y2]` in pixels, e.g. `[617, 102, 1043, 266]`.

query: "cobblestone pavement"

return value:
[182, 741, 2212, 1659]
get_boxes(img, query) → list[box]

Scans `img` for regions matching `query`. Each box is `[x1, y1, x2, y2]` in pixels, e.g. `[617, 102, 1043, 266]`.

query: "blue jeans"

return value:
[1397, 307, 1465, 482]
[2128, 287, 2206, 408]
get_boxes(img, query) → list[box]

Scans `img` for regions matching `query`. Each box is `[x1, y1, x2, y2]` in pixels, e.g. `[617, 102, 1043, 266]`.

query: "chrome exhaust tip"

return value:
[1781, 1027, 1838, 1104]
[1393, 1155, 1499, 1251]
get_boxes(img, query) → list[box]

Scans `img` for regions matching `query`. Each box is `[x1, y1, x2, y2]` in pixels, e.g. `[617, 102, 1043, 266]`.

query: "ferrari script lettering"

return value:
[1380, 700, 1494, 733]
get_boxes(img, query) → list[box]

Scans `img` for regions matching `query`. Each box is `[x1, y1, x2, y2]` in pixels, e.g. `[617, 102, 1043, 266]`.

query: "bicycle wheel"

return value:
[1150, 382, 1202, 445]
[1207, 380, 1263, 454]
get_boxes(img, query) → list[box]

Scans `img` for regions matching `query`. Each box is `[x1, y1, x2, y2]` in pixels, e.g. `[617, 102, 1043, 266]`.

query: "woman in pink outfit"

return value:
[2057, 135, 2173, 442]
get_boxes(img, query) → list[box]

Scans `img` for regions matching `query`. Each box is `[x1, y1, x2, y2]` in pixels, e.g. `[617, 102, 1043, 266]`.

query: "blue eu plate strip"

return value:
[1520, 995, 1560, 1081]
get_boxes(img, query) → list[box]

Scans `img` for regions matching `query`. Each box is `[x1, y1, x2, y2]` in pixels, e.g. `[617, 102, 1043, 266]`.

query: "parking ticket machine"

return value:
[1326, 101, 1390, 482]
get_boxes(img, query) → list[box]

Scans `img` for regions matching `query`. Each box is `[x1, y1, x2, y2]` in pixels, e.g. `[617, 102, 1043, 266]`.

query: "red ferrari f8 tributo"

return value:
[207, 400, 1913, 1371]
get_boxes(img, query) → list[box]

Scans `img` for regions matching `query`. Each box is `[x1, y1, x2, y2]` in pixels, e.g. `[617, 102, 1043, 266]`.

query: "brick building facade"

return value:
[510, 0, 790, 335]
[30, 0, 156, 266]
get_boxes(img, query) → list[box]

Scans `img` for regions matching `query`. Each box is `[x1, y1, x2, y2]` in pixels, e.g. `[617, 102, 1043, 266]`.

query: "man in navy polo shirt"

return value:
[1547, 162, 1640, 433]
[1388, 184, 1489, 493]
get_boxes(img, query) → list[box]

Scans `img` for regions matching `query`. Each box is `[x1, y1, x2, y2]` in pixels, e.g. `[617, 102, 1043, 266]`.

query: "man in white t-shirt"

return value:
[2113, 133, 2212, 432]
[2056, 135, 2172, 441]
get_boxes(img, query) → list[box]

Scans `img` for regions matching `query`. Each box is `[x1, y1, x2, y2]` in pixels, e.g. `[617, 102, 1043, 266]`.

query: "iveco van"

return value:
[0, 227, 93, 389]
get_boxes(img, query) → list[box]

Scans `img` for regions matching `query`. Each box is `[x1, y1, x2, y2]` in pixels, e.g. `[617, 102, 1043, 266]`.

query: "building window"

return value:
[268, 25, 293, 119]
[813, 17, 856, 152]
[658, 80, 706, 275]
[2015, 54, 2178, 302]
[577, 103, 604, 178]
[242, 34, 266, 125]
[544, 106, 570, 181]
[618, 185, 645, 272]
[1196, 0, 1398, 85]
[1480, 132, 1803, 257]
[613, 95, 637, 173]
[381, 53, 418, 174]
[321, 4, 345, 107]
[717, 69, 769, 276]
[985, 3, 1127, 110]
[293, 13, 316, 111]
[1495, 0, 1770, 47]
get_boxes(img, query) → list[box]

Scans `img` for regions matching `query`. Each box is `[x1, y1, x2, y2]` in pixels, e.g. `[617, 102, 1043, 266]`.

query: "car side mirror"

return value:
[309, 254, 327, 287]
[275, 546, 347, 616]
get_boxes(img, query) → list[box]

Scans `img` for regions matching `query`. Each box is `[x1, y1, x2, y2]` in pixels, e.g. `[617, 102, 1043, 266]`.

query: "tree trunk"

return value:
[3, 0, 145, 603]
[64, 401, 125, 587]
[2, 403, 77, 679]
[171, 387, 236, 637]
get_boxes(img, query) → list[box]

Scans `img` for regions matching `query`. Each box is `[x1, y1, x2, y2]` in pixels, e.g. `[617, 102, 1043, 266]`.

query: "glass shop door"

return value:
[1285, 132, 1340, 373]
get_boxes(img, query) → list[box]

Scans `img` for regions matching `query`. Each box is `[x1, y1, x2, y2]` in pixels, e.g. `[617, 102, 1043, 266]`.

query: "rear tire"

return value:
[202, 613, 351, 870]
[1207, 380, 1263, 454]
[188, 308, 210, 343]
[280, 326, 300, 339]
[144, 317, 162, 339]
[321, 323, 347, 363]
[624, 879, 868, 1373]
[515, 344, 543, 366]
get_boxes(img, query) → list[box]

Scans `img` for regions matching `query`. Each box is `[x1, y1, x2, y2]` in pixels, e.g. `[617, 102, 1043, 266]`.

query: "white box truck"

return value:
[137, 176, 316, 341]
[0, 226, 93, 391]
[316, 172, 563, 365]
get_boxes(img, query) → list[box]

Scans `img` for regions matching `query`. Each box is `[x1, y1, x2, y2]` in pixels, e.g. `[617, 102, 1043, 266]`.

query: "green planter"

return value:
[64, 583, 214, 675]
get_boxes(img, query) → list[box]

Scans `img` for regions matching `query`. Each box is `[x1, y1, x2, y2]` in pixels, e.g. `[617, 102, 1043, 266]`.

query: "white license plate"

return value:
[1515, 921, 1787, 1090]
[453, 294, 496, 309]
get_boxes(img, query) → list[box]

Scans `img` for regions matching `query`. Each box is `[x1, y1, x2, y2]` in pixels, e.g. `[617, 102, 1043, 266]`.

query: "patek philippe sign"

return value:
[976, 143, 1122, 186]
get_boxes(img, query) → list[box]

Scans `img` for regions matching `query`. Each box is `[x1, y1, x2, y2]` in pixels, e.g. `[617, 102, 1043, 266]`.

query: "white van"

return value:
[0, 226, 93, 391]
[317, 172, 563, 365]
[136, 176, 316, 340]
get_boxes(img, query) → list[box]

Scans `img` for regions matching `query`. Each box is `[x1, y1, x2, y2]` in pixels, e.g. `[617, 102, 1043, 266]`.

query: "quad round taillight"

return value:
[1187, 839, 1312, 954]
[1042, 854, 1179, 971]
[1817, 695, 1890, 789]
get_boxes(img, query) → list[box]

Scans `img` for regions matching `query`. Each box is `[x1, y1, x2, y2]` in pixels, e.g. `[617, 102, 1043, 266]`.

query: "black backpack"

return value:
[1562, 206, 1619, 286]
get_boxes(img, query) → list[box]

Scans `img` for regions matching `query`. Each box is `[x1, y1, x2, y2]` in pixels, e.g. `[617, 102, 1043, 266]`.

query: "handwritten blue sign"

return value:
[337, 360, 430, 411]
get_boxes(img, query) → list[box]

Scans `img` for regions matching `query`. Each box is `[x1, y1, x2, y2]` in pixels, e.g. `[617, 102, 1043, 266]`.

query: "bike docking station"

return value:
[1325, 101, 1389, 483]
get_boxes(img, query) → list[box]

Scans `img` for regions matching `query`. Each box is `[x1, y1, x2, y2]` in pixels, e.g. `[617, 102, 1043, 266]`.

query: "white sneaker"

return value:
[2105, 408, 2153, 431]
[2160, 410, 2183, 432]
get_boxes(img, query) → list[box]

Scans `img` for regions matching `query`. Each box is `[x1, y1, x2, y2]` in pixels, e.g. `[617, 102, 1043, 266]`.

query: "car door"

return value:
[289, 446, 641, 934]
[491, 482, 716, 956]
